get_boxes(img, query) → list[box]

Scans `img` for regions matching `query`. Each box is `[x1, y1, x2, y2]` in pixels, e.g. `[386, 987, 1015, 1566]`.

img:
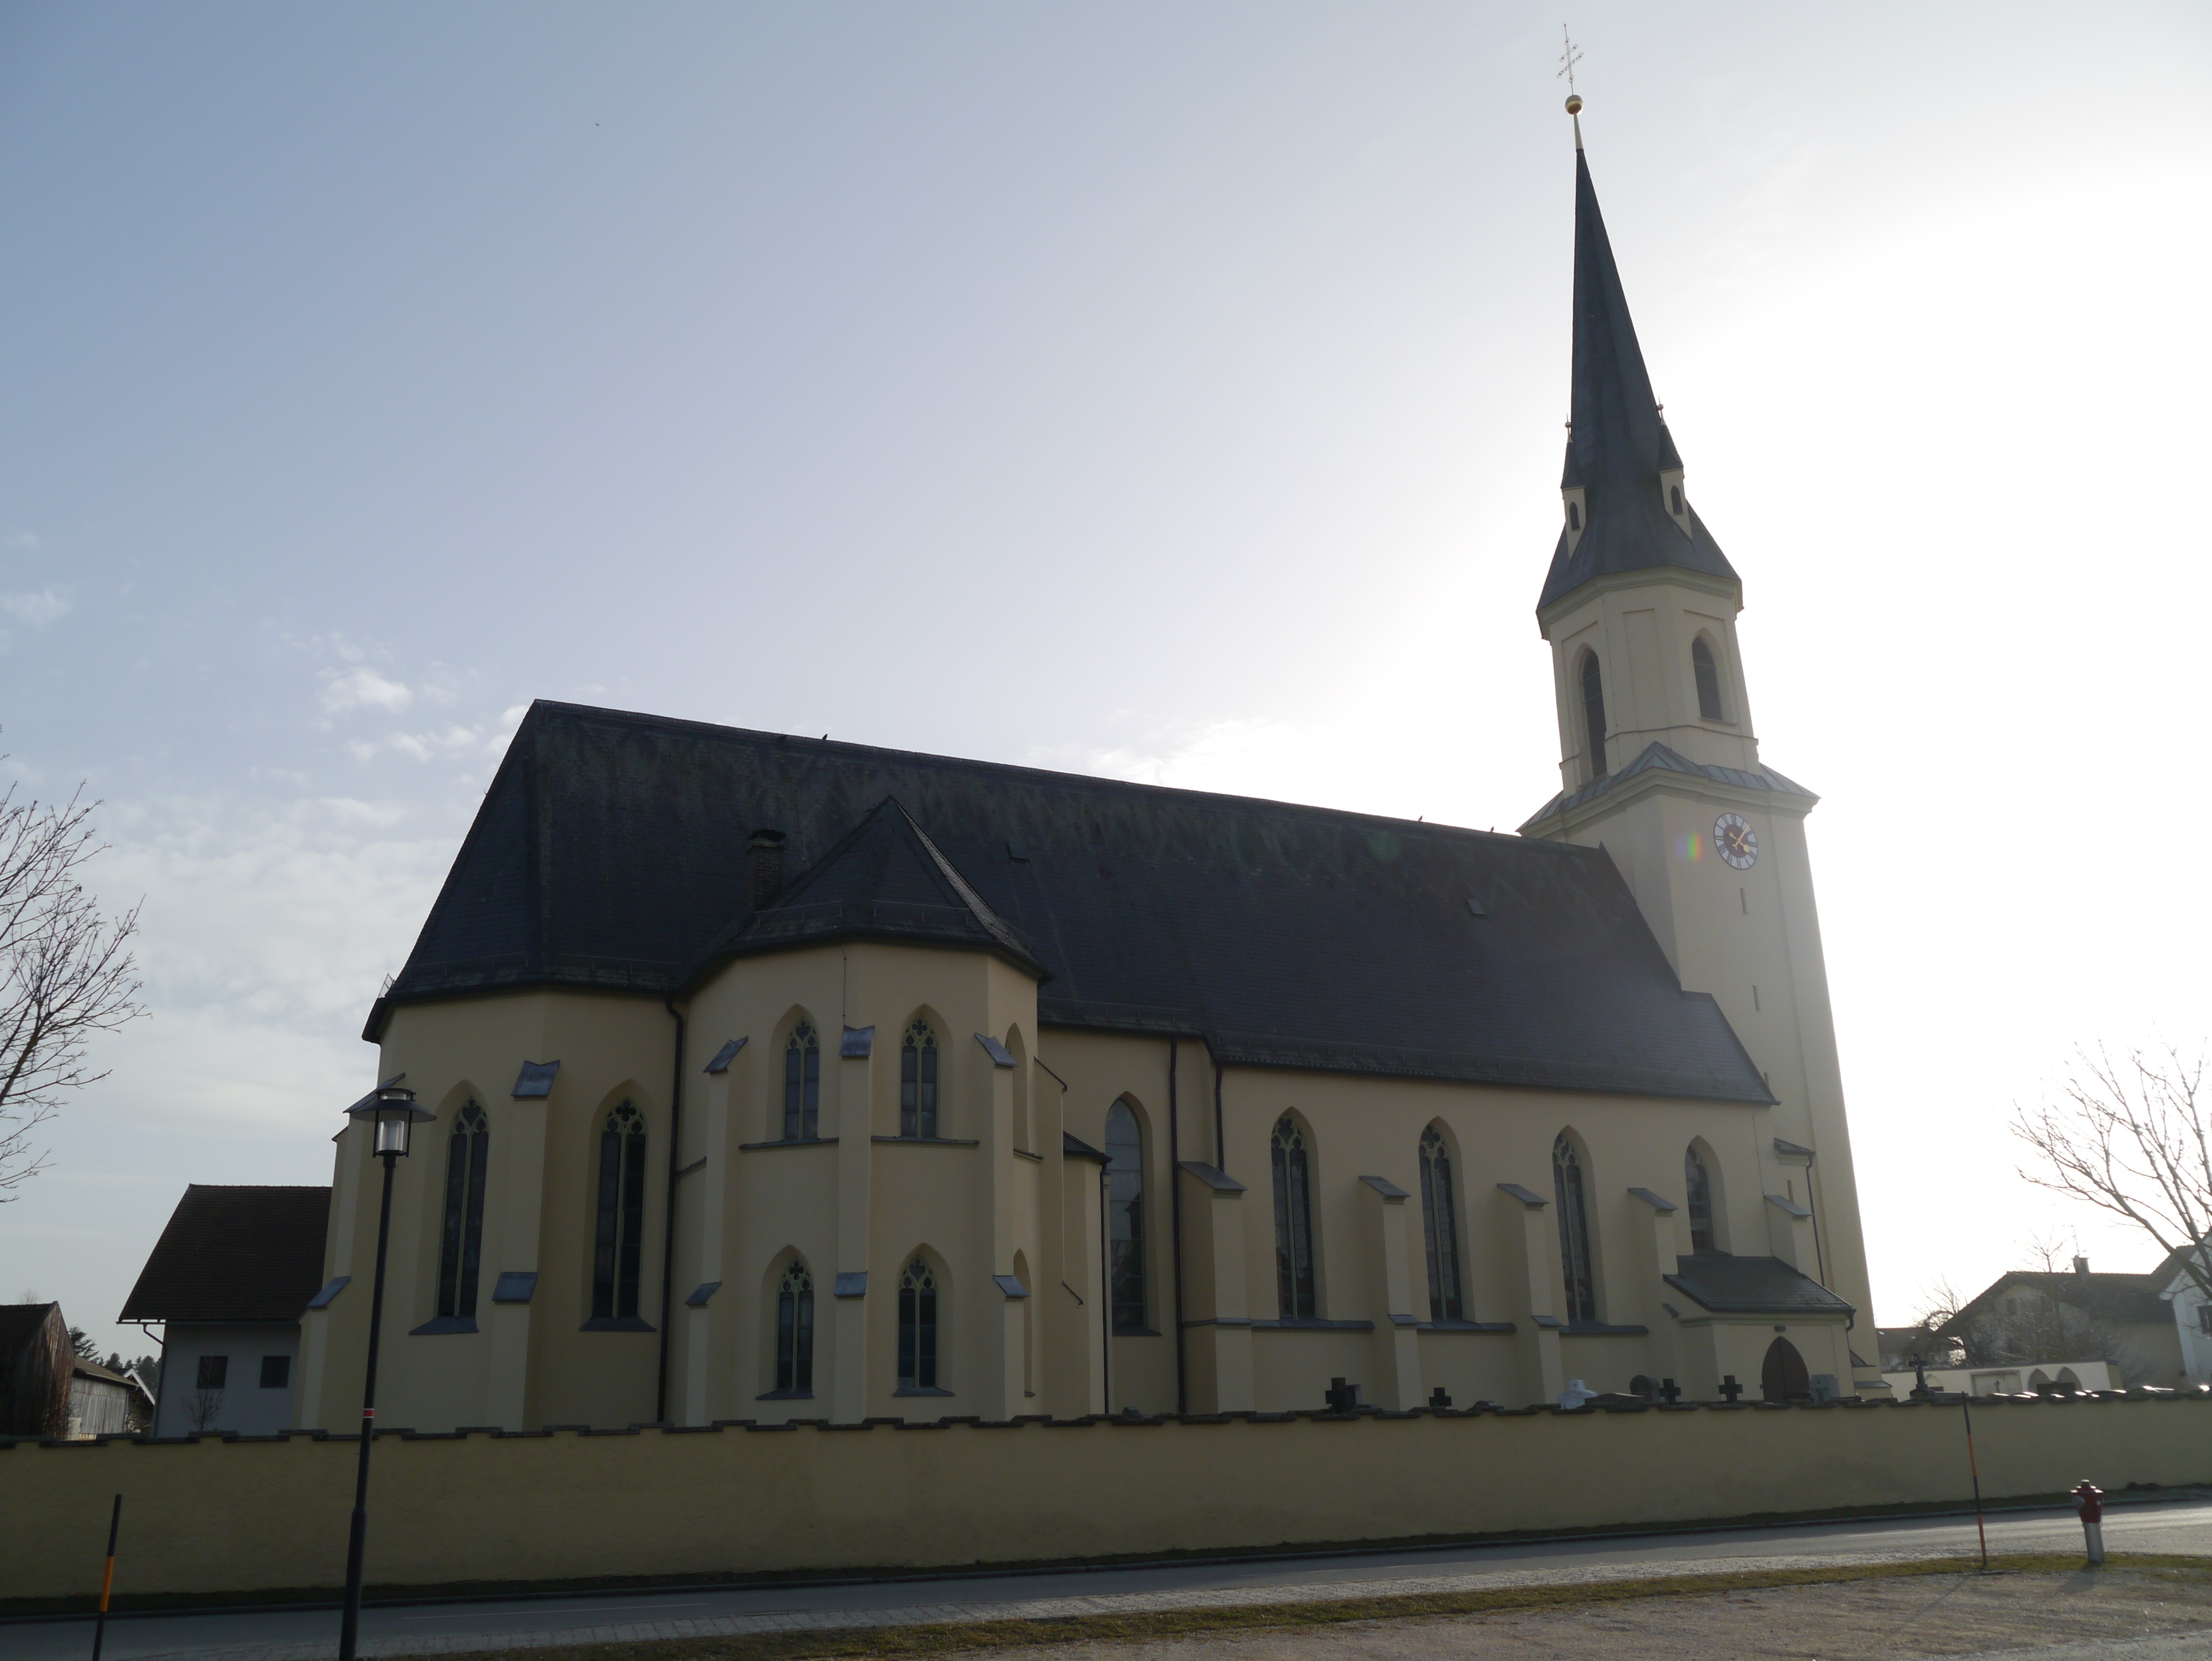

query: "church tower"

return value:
[1520, 104, 1883, 1382]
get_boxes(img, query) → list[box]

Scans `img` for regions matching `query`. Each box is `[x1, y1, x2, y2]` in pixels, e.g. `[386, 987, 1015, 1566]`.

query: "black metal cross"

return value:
[1718, 1374, 1744, 1403]
[1658, 1378, 1682, 1404]
[1557, 26, 1583, 95]
[1325, 1377, 1361, 1412]
[1428, 1385, 1453, 1410]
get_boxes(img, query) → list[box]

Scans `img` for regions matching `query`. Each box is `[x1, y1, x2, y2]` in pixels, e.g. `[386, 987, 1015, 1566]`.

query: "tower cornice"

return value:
[1536, 563, 1743, 638]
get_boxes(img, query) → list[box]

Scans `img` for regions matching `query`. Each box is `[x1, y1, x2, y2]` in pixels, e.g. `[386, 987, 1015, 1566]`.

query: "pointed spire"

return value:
[1537, 115, 1738, 614]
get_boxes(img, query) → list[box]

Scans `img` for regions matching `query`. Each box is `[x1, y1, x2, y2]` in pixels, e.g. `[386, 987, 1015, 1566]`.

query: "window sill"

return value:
[893, 1385, 954, 1397]
[738, 1137, 838, 1151]
[1111, 1327, 1163, 1338]
[871, 1135, 981, 1147]
[1012, 1148, 1044, 1163]
[755, 1389, 815, 1401]
[1251, 1318, 1376, 1332]
[1563, 1321, 1650, 1337]
[1420, 1319, 1517, 1334]
[579, 1317, 656, 1333]
[408, 1317, 478, 1336]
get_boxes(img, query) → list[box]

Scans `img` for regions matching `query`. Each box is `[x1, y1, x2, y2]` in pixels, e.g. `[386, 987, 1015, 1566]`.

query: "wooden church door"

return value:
[1761, 1336, 1810, 1403]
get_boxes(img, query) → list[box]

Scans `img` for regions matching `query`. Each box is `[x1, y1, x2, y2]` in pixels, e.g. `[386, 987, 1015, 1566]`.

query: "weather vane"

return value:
[1556, 26, 1583, 98]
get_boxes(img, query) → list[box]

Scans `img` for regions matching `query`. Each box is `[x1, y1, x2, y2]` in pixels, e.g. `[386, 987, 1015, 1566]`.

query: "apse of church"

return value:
[296, 115, 1880, 1436]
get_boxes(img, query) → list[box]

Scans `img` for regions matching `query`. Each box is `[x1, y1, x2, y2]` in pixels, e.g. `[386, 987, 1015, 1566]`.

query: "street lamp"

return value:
[337, 1083, 434, 1661]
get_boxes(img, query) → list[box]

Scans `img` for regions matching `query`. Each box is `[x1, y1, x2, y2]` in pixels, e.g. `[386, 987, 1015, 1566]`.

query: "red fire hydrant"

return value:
[2073, 1481, 2105, 1566]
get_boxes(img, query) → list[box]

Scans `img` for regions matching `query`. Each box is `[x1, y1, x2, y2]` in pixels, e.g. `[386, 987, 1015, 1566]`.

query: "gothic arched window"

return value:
[592, 1102, 648, 1321]
[784, 1021, 820, 1141]
[436, 1102, 488, 1321]
[1418, 1126, 1462, 1322]
[1580, 653, 1608, 780]
[900, 1020, 939, 1139]
[1685, 1146, 1717, 1253]
[1552, 1132, 1597, 1325]
[775, 1262, 814, 1393]
[1106, 1100, 1146, 1332]
[1692, 637, 1726, 723]
[1271, 1116, 1317, 1320]
[897, 1258, 938, 1389]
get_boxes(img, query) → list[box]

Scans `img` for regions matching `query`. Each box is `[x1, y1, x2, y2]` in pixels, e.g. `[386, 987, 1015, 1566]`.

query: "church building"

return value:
[297, 115, 1883, 1435]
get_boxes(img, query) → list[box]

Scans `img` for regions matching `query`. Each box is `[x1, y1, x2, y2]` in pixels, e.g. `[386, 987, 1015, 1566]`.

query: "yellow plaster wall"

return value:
[8, 1399, 2210, 1603]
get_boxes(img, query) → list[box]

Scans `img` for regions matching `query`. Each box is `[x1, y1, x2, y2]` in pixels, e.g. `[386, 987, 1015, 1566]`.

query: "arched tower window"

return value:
[1105, 1100, 1146, 1332]
[775, 1262, 814, 1393]
[1271, 1116, 1317, 1320]
[436, 1102, 488, 1321]
[1552, 1133, 1597, 1325]
[784, 1021, 820, 1141]
[900, 1020, 939, 1138]
[592, 1102, 647, 1321]
[1692, 636, 1726, 722]
[1418, 1126, 1463, 1322]
[897, 1258, 939, 1389]
[1580, 653, 1608, 780]
[1685, 1146, 1717, 1252]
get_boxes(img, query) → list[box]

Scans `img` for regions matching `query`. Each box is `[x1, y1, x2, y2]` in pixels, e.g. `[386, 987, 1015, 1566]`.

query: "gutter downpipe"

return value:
[656, 997, 685, 1424]
[1168, 1037, 1187, 1418]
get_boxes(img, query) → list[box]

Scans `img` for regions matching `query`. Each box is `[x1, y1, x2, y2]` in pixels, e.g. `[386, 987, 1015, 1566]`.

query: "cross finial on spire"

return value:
[1557, 27, 1585, 148]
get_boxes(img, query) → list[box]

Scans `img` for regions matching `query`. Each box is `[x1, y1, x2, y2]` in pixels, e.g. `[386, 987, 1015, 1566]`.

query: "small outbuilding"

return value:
[121, 1185, 332, 1436]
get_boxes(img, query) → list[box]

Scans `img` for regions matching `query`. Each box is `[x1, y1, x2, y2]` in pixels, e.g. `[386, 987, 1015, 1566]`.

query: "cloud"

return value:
[319, 666, 414, 714]
[1, 530, 41, 552]
[0, 588, 71, 628]
[346, 725, 488, 764]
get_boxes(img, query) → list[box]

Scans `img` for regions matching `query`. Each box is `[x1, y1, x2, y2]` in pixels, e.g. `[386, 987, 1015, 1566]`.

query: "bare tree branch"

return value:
[0, 771, 146, 1197]
[2013, 1044, 2212, 1308]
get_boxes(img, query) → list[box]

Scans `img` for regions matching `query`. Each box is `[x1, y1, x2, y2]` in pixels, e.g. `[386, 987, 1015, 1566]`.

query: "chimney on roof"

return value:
[749, 829, 787, 910]
[2073, 1255, 2091, 1277]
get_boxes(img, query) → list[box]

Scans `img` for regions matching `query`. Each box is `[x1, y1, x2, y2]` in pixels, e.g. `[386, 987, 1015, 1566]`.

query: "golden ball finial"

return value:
[1565, 94, 1583, 115]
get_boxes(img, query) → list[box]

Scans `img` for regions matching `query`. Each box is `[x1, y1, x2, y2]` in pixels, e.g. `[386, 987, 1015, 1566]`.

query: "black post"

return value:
[90, 1491, 121, 1661]
[1962, 1394, 1988, 1569]
[338, 1148, 400, 1661]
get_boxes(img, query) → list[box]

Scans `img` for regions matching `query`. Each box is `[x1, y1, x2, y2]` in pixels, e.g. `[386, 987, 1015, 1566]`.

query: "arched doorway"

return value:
[1761, 1336, 1810, 1403]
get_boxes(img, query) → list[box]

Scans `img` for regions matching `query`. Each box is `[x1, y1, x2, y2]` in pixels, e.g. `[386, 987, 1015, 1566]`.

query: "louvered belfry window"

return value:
[1553, 1133, 1597, 1325]
[1418, 1126, 1463, 1322]
[1692, 636, 1726, 723]
[1271, 1116, 1317, 1320]
[592, 1102, 647, 1320]
[436, 1101, 489, 1320]
[1580, 653, 1608, 779]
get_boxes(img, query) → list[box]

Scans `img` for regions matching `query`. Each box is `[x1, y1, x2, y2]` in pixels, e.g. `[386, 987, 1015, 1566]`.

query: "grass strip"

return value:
[395, 1554, 2212, 1661]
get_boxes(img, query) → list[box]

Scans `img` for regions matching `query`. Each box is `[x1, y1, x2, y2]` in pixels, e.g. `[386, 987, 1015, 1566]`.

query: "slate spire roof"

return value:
[1537, 142, 1741, 613]
[370, 701, 1775, 1105]
[691, 796, 1046, 982]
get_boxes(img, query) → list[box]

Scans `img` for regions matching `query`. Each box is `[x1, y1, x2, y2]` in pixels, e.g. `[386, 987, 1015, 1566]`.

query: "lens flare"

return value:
[1676, 830, 1703, 864]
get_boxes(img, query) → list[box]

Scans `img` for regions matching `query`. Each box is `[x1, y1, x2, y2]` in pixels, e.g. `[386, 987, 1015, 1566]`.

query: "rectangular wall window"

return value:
[196, 1355, 228, 1389]
[259, 1355, 291, 1389]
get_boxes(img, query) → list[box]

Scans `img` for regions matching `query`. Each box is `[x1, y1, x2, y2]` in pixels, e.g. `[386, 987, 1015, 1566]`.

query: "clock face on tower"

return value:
[1713, 812, 1758, 870]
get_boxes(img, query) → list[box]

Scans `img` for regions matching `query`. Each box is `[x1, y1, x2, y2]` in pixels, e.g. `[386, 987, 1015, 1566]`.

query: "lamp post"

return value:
[337, 1084, 434, 1661]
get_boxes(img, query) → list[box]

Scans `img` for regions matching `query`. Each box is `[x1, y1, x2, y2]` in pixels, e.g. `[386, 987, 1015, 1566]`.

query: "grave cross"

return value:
[1428, 1385, 1453, 1410]
[1658, 1378, 1682, 1405]
[1324, 1377, 1362, 1412]
[1717, 1375, 1744, 1404]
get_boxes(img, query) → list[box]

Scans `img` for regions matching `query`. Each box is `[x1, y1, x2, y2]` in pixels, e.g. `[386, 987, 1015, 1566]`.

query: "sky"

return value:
[3, 2, 2209, 1363]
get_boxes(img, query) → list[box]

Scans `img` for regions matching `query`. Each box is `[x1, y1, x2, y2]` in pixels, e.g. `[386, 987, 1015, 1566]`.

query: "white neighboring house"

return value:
[120, 1184, 332, 1437]
[1880, 1360, 2119, 1398]
[2165, 1251, 2212, 1387]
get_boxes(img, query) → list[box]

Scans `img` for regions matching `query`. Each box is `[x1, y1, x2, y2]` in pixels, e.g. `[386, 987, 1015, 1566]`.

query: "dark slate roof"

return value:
[1665, 1254, 1855, 1317]
[1538, 148, 1740, 614]
[690, 797, 1045, 983]
[1938, 1267, 2179, 1334]
[1522, 741, 1818, 830]
[371, 702, 1774, 1105]
[119, 1186, 332, 1324]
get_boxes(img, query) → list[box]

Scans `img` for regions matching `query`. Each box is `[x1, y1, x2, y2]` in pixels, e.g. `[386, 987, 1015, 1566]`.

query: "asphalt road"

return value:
[18, 1493, 2212, 1661]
